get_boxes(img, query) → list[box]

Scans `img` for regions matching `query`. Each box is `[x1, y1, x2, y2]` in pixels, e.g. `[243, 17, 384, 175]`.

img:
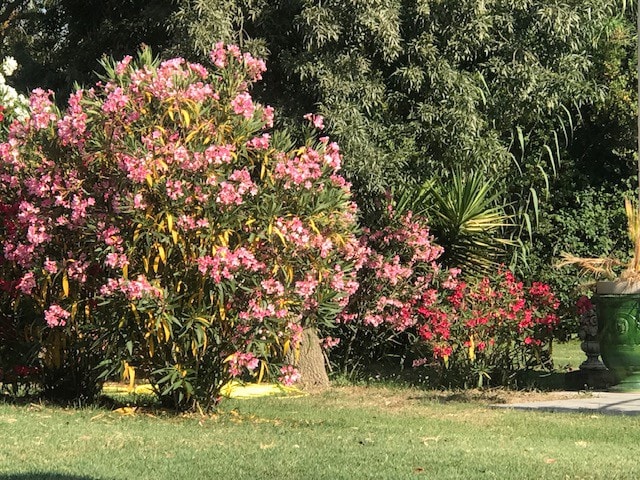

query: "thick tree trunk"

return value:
[287, 327, 330, 389]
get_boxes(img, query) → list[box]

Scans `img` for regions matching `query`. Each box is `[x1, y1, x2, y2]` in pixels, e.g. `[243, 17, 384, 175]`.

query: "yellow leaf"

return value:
[70, 302, 78, 321]
[62, 273, 69, 298]
[158, 245, 166, 262]
[283, 339, 291, 357]
[468, 336, 476, 362]
[145, 174, 153, 187]
[153, 255, 161, 273]
[148, 337, 155, 357]
[162, 320, 171, 342]
[123, 363, 136, 392]
[122, 263, 128, 280]
[273, 227, 287, 246]
[143, 257, 149, 273]
[168, 109, 175, 121]
[257, 360, 266, 383]
[166, 213, 174, 232]
[157, 158, 169, 172]
[185, 129, 198, 144]
[309, 219, 320, 235]
[172, 230, 179, 245]
[133, 224, 142, 242]
[285, 265, 294, 283]
[181, 109, 191, 128]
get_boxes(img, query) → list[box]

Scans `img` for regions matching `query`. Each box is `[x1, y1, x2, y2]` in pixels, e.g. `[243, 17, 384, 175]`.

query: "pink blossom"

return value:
[105, 252, 129, 269]
[133, 193, 147, 210]
[29, 88, 56, 130]
[204, 144, 235, 165]
[295, 273, 318, 298]
[278, 365, 301, 386]
[187, 62, 209, 79]
[44, 304, 70, 328]
[17, 272, 36, 294]
[321, 336, 340, 349]
[262, 106, 275, 128]
[166, 179, 184, 200]
[274, 147, 323, 189]
[261, 278, 285, 296]
[58, 90, 87, 147]
[44, 258, 58, 274]
[227, 351, 260, 377]
[115, 55, 133, 75]
[102, 86, 129, 113]
[68, 258, 89, 283]
[412, 358, 428, 368]
[210, 42, 228, 68]
[216, 168, 257, 205]
[242, 52, 267, 81]
[303, 113, 325, 130]
[246, 133, 270, 150]
[231, 92, 255, 119]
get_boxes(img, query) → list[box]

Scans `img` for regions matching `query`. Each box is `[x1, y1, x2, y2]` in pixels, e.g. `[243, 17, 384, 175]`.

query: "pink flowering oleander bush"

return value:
[330, 198, 559, 388]
[330, 201, 452, 372]
[0, 45, 360, 410]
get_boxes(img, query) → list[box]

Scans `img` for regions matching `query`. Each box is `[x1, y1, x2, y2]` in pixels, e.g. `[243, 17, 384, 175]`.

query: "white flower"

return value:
[1, 57, 18, 77]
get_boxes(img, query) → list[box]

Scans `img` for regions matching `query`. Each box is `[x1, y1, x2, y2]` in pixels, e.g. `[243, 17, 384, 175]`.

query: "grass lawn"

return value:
[553, 339, 584, 371]
[2, 383, 640, 480]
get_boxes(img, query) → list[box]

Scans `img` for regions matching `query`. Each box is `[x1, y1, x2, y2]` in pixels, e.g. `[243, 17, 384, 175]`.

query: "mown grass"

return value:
[1, 384, 640, 480]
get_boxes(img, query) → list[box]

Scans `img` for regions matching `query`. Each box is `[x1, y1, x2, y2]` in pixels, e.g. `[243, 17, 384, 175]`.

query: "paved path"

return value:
[492, 392, 640, 415]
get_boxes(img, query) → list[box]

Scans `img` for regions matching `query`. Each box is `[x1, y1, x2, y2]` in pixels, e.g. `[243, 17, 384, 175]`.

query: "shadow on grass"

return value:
[0, 474, 101, 480]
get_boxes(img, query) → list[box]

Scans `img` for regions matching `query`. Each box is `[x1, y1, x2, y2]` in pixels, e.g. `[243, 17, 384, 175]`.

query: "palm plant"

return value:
[396, 169, 515, 276]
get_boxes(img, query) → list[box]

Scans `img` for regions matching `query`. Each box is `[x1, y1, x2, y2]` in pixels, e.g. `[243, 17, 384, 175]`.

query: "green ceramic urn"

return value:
[595, 281, 640, 392]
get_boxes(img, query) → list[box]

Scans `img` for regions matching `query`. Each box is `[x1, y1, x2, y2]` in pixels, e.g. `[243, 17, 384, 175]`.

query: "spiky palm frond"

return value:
[395, 170, 515, 276]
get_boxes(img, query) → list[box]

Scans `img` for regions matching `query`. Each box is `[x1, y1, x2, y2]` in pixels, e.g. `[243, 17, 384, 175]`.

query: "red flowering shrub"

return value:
[0, 46, 360, 410]
[413, 269, 560, 387]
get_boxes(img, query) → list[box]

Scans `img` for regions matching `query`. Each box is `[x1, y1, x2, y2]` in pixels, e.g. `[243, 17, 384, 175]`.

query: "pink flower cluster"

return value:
[196, 247, 265, 283]
[227, 351, 260, 377]
[44, 304, 70, 328]
[216, 168, 258, 205]
[278, 365, 301, 386]
[99, 275, 163, 301]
